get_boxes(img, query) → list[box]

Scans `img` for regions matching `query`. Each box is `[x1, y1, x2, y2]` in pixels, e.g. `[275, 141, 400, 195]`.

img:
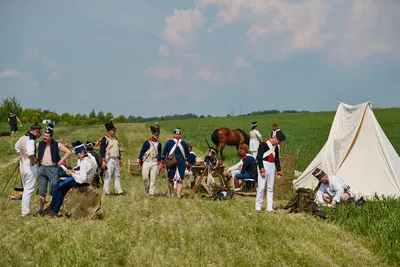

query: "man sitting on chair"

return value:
[225, 145, 252, 189]
[312, 168, 351, 207]
[46, 140, 96, 216]
[233, 146, 257, 191]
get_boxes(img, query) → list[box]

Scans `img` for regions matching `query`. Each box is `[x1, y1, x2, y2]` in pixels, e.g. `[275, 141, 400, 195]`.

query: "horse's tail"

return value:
[211, 129, 220, 147]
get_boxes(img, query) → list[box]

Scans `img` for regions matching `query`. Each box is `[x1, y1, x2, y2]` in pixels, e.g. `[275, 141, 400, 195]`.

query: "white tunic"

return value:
[315, 175, 348, 204]
[249, 129, 262, 153]
[72, 157, 95, 184]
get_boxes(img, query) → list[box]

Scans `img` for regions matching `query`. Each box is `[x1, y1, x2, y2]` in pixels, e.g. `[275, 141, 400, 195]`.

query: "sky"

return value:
[0, 0, 399, 117]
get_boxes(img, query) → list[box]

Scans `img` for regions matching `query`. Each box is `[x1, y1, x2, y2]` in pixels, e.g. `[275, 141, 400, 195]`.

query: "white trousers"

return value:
[103, 158, 123, 194]
[229, 170, 240, 188]
[255, 161, 275, 211]
[250, 151, 258, 159]
[20, 161, 37, 216]
[142, 161, 159, 195]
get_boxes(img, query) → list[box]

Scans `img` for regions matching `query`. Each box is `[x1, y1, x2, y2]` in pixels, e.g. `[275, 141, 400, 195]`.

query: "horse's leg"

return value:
[220, 143, 225, 160]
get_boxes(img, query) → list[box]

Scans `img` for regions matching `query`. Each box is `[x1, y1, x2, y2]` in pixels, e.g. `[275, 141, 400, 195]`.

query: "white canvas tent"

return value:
[293, 102, 400, 197]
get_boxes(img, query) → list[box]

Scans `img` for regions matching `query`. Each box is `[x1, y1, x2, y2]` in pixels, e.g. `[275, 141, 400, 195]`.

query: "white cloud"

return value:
[197, 69, 220, 81]
[146, 63, 183, 79]
[160, 9, 205, 48]
[158, 45, 170, 56]
[329, 0, 400, 62]
[234, 57, 250, 68]
[195, 0, 400, 62]
[25, 48, 40, 61]
[0, 68, 30, 78]
[43, 57, 61, 81]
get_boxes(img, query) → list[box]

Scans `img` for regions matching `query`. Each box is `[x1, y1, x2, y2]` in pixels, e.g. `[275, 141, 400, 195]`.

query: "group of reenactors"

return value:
[13, 121, 123, 217]
[11, 116, 354, 217]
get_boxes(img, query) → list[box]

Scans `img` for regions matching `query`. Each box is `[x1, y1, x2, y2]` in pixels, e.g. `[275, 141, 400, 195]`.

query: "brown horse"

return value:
[211, 127, 250, 160]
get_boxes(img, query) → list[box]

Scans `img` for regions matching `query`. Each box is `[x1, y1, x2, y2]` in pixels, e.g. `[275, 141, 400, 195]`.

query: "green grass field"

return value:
[0, 109, 399, 266]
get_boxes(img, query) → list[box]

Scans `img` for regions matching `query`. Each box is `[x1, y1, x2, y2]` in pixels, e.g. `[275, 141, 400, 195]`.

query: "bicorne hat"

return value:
[275, 130, 286, 141]
[312, 168, 327, 180]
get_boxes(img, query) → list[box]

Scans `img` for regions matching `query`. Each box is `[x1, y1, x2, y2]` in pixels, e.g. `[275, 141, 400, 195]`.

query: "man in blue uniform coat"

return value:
[161, 128, 191, 198]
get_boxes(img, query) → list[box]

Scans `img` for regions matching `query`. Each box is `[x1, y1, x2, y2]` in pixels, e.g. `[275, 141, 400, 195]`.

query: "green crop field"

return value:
[0, 108, 399, 266]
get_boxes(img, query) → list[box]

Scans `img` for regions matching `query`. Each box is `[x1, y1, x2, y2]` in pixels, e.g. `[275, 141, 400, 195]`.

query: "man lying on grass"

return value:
[45, 140, 96, 217]
[312, 168, 353, 207]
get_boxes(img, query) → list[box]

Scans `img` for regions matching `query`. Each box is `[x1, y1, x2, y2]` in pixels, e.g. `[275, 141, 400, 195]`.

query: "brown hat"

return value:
[312, 168, 326, 180]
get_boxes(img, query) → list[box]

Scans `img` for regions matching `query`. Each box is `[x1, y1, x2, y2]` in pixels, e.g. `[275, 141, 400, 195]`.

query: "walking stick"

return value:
[0, 162, 20, 198]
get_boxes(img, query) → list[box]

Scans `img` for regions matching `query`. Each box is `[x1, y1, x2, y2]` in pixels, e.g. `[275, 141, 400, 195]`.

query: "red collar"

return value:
[241, 155, 247, 161]
[149, 137, 158, 142]
[174, 136, 181, 140]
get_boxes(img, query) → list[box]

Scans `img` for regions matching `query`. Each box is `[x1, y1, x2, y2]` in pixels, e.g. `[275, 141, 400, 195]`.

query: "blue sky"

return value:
[1, 0, 399, 117]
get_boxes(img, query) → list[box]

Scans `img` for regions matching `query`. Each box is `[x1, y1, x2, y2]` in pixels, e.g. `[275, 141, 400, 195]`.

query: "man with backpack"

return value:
[233, 146, 257, 191]
[161, 128, 191, 198]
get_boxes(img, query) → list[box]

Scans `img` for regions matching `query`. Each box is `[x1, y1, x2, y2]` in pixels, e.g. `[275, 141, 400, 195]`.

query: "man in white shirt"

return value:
[225, 145, 252, 189]
[249, 121, 262, 158]
[312, 168, 351, 207]
[47, 140, 95, 216]
[14, 123, 42, 217]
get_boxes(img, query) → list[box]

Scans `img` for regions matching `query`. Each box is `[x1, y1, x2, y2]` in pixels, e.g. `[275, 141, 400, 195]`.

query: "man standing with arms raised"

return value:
[14, 123, 42, 217]
[100, 121, 123, 195]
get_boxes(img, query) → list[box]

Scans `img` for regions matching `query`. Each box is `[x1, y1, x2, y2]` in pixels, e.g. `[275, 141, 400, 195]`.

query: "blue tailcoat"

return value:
[162, 138, 190, 179]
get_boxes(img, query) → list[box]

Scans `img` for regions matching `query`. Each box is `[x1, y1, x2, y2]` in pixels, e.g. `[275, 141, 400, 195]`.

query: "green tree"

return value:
[21, 108, 42, 123]
[114, 115, 126, 123]
[89, 109, 96, 119]
[0, 96, 23, 120]
[75, 113, 85, 126]
[46, 113, 59, 123]
[60, 112, 73, 124]
[105, 112, 113, 123]
[97, 111, 105, 122]
[86, 117, 100, 125]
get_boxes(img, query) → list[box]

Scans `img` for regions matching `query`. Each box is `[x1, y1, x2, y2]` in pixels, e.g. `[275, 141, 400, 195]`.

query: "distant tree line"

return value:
[235, 109, 310, 116]
[1, 96, 309, 126]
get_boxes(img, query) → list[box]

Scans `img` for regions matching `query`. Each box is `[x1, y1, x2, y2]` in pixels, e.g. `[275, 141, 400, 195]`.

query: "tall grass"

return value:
[323, 196, 400, 263]
[0, 109, 399, 266]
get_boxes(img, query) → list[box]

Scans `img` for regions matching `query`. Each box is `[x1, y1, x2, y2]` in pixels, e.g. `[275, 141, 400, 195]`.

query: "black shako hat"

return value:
[275, 130, 286, 141]
[105, 121, 116, 131]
